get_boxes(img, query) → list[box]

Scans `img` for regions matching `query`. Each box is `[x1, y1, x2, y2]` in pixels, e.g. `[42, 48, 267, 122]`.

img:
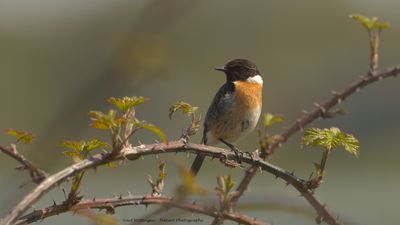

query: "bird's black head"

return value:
[215, 59, 260, 82]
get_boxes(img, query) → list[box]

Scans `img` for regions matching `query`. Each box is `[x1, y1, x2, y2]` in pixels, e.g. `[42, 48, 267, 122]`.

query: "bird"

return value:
[190, 59, 263, 175]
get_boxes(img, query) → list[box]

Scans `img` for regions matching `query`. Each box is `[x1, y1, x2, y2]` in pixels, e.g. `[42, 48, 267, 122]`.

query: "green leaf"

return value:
[88, 109, 123, 130]
[108, 96, 147, 113]
[263, 113, 284, 128]
[169, 101, 199, 119]
[62, 151, 84, 160]
[349, 14, 390, 31]
[224, 175, 235, 193]
[302, 127, 360, 157]
[6, 128, 35, 144]
[61, 140, 85, 152]
[62, 139, 110, 162]
[85, 139, 111, 151]
[140, 123, 168, 144]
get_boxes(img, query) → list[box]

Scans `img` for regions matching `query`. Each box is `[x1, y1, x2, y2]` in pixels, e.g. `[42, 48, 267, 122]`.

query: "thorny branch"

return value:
[16, 195, 269, 225]
[0, 140, 307, 225]
[1, 65, 399, 225]
[0, 144, 48, 184]
[231, 65, 400, 225]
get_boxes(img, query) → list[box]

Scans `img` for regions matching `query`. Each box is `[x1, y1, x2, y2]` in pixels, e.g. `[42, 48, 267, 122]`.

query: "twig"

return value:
[16, 195, 270, 225]
[231, 65, 400, 225]
[0, 144, 48, 184]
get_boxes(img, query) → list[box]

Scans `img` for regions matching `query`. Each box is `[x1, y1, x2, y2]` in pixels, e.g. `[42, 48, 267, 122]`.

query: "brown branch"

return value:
[0, 140, 307, 225]
[0, 144, 48, 184]
[16, 195, 270, 225]
[267, 65, 400, 155]
[231, 65, 400, 225]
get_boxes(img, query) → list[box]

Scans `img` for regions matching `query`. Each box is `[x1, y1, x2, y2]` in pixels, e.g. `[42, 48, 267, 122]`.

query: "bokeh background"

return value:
[1, 1, 399, 225]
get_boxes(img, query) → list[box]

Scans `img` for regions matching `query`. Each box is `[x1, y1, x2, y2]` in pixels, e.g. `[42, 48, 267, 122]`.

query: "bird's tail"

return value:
[190, 154, 205, 176]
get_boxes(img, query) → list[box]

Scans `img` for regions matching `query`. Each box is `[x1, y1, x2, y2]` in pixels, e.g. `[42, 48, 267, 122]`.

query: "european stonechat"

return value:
[191, 59, 263, 175]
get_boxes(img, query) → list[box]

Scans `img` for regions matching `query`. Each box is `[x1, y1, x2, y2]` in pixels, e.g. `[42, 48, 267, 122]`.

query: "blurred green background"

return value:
[1, 1, 399, 225]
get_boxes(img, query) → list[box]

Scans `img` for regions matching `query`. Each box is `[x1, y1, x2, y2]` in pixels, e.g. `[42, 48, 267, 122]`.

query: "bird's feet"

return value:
[230, 146, 243, 163]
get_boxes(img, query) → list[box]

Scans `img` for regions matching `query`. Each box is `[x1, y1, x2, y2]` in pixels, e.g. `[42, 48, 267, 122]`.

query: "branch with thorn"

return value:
[0, 144, 48, 185]
[16, 195, 270, 225]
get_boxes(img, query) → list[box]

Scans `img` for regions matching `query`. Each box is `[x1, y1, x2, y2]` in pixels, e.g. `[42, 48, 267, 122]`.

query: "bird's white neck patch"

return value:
[246, 75, 263, 84]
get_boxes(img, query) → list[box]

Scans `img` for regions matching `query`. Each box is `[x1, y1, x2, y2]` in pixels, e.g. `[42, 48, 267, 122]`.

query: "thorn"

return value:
[296, 119, 304, 131]
[192, 201, 196, 205]
[53, 200, 57, 206]
[175, 151, 178, 155]
[138, 140, 143, 145]
[314, 103, 327, 114]
[140, 156, 145, 160]
[308, 172, 314, 180]
[128, 191, 133, 196]
[119, 194, 123, 199]
[92, 197, 96, 201]
[302, 109, 308, 114]
[356, 87, 361, 92]
[330, 90, 339, 96]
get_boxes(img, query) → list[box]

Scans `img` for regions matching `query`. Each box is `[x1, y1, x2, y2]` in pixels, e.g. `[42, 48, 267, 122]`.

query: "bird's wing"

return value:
[202, 82, 236, 144]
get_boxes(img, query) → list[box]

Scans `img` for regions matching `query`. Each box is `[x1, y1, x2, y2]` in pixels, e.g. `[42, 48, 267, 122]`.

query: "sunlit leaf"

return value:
[169, 101, 199, 119]
[108, 96, 147, 113]
[140, 123, 168, 144]
[349, 14, 390, 31]
[62, 139, 111, 162]
[85, 139, 110, 151]
[302, 127, 360, 157]
[6, 128, 35, 144]
[88, 109, 121, 130]
[61, 140, 85, 152]
[263, 113, 284, 128]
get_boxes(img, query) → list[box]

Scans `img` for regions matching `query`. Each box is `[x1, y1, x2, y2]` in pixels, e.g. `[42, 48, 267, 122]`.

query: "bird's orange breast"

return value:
[234, 81, 263, 108]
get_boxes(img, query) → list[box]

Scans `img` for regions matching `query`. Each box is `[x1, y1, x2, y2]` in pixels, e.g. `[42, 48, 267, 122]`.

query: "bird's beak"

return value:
[215, 66, 226, 72]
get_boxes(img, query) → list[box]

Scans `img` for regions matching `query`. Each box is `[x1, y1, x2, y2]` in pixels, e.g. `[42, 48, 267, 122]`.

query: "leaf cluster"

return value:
[6, 128, 35, 144]
[169, 101, 199, 119]
[349, 14, 390, 31]
[89, 96, 167, 153]
[302, 127, 360, 157]
[62, 139, 110, 162]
